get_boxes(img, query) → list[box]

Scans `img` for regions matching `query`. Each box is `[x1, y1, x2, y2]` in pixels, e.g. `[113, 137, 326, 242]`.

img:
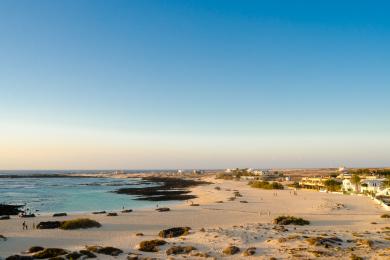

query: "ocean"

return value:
[0, 171, 175, 214]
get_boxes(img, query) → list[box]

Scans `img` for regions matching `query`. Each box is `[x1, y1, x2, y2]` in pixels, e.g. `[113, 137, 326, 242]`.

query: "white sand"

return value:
[1, 177, 390, 259]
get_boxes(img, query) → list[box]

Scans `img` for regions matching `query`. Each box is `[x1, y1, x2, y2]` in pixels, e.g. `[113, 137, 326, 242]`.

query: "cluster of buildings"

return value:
[298, 167, 390, 197]
[224, 168, 289, 181]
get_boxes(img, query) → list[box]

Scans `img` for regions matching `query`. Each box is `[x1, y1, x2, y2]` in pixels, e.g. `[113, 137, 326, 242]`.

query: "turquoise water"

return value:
[0, 176, 173, 213]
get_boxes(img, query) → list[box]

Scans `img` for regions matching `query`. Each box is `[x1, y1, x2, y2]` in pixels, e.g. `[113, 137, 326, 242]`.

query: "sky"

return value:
[0, 0, 389, 170]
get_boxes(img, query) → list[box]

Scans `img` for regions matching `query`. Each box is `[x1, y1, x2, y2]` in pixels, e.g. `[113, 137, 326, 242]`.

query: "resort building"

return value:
[342, 179, 359, 193]
[360, 178, 386, 194]
[299, 177, 328, 189]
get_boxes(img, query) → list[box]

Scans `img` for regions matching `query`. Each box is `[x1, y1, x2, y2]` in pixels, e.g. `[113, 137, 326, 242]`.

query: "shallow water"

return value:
[0, 175, 174, 214]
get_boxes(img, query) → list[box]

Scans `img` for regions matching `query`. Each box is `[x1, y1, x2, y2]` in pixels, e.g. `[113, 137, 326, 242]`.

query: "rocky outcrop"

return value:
[32, 248, 68, 259]
[28, 246, 44, 253]
[115, 177, 209, 201]
[155, 207, 170, 212]
[37, 221, 62, 229]
[223, 245, 240, 255]
[0, 204, 23, 215]
[166, 246, 196, 255]
[243, 247, 256, 256]
[85, 246, 123, 256]
[138, 240, 167, 252]
[53, 213, 67, 217]
[158, 227, 191, 238]
[6, 255, 33, 260]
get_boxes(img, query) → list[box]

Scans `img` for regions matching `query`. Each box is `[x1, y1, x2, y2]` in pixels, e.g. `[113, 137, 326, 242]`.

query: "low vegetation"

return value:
[323, 179, 342, 192]
[380, 214, 390, 218]
[249, 181, 284, 190]
[60, 218, 101, 230]
[274, 216, 310, 225]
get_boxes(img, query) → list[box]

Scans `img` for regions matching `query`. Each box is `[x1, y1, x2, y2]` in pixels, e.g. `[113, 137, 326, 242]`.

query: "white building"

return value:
[338, 166, 348, 173]
[342, 179, 359, 193]
[360, 179, 386, 194]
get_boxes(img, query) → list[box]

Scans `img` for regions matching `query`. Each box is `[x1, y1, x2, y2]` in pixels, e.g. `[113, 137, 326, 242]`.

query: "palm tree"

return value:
[351, 174, 361, 193]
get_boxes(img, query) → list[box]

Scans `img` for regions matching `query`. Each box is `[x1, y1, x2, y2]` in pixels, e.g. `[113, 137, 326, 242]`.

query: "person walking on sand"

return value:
[22, 221, 26, 230]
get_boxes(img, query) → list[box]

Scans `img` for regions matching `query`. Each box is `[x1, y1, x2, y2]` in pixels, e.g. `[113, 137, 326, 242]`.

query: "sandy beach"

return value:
[1, 176, 390, 259]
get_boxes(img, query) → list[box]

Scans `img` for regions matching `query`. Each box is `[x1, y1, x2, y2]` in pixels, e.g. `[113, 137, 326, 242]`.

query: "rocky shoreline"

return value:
[115, 177, 210, 201]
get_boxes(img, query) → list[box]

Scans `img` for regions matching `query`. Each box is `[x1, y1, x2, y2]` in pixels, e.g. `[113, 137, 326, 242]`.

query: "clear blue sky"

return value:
[0, 0, 389, 169]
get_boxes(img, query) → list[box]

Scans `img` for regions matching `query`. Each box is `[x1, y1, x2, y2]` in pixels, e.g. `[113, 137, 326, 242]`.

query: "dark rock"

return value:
[6, 255, 33, 260]
[53, 213, 67, 217]
[65, 251, 83, 259]
[115, 177, 210, 201]
[159, 227, 191, 238]
[156, 207, 170, 212]
[20, 214, 35, 218]
[121, 209, 133, 213]
[240, 200, 248, 203]
[138, 240, 167, 252]
[85, 246, 123, 256]
[0, 215, 10, 220]
[189, 204, 200, 206]
[0, 234, 6, 241]
[28, 246, 44, 253]
[79, 250, 96, 258]
[32, 248, 68, 259]
[243, 247, 256, 256]
[223, 245, 240, 255]
[107, 212, 118, 216]
[136, 233, 144, 236]
[92, 211, 106, 214]
[37, 221, 62, 229]
[166, 245, 196, 255]
[0, 204, 23, 215]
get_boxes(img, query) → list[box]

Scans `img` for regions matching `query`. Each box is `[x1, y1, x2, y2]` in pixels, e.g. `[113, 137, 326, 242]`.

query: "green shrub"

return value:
[274, 216, 310, 225]
[60, 218, 101, 230]
[249, 181, 284, 190]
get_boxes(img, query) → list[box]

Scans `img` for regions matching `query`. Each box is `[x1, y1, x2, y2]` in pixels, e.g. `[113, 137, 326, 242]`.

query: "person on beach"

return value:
[22, 221, 26, 230]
